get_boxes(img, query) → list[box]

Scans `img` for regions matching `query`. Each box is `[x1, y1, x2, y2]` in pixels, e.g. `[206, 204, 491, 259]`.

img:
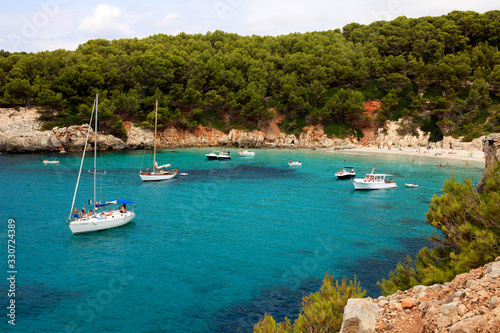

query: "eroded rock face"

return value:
[340, 258, 500, 333]
[0, 108, 498, 153]
[476, 133, 500, 193]
[52, 125, 127, 151]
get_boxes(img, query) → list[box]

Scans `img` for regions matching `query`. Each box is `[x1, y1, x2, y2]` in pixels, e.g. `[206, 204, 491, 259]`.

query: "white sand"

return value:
[337, 146, 485, 166]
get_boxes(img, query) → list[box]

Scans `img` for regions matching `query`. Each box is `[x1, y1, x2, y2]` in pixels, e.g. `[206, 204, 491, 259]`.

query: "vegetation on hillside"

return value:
[378, 161, 500, 295]
[0, 11, 499, 140]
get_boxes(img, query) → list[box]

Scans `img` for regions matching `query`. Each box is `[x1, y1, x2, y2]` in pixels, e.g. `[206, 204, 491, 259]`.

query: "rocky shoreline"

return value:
[340, 257, 500, 333]
[0, 107, 489, 154]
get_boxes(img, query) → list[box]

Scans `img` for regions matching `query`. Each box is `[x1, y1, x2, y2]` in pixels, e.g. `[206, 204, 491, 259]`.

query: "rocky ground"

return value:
[341, 257, 500, 333]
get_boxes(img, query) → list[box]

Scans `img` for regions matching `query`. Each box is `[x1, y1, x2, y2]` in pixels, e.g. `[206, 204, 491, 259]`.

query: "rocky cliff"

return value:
[476, 133, 500, 193]
[340, 257, 500, 333]
[0, 107, 492, 153]
[0, 108, 152, 152]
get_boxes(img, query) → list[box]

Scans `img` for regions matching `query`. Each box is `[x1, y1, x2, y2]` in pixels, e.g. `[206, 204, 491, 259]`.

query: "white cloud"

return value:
[157, 12, 181, 27]
[77, 4, 133, 37]
[1, 0, 499, 52]
[239, 1, 362, 35]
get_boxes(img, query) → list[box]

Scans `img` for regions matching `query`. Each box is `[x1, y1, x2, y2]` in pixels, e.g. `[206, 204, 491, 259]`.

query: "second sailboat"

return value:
[139, 100, 178, 181]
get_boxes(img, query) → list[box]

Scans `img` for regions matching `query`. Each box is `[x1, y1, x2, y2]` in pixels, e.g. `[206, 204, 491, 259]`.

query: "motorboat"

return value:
[288, 161, 302, 166]
[67, 93, 135, 234]
[43, 157, 59, 165]
[205, 151, 219, 160]
[351, 168, 397, 190]
[218, 151, 231, 160]
[238, 150, 255, 156]
[405, 183, 419, 188]
[335, 166, 356, 179]
[206, 151, 231, 160]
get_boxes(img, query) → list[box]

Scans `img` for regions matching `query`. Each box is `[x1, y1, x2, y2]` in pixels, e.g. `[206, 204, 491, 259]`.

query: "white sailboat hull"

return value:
[139, 172, 178, 181]
[69, 211, 135, 234]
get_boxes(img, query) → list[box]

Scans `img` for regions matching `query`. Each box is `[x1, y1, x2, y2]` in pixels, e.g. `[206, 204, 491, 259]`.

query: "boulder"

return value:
[340, 298, 380, 333]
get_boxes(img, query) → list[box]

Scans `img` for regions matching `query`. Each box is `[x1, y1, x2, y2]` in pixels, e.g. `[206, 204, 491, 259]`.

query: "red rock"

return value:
[402, 298, 415, 309]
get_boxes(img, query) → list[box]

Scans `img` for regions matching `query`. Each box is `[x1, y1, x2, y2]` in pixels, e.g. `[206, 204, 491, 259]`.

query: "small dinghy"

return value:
[405, 183, 419, 188]
[238, 150, 255, 156]
[43, 157, 59, 165]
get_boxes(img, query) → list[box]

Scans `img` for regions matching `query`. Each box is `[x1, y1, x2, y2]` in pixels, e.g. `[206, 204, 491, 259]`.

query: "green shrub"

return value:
[254, 274, 366, 333]
[279, 116, 307, 135]
[41, 121, 57, 131]
[253, 315, 291, 333]
[361, 80, 385, 100]
[293, 274, 366, 332]
[323, 122, 354, 139]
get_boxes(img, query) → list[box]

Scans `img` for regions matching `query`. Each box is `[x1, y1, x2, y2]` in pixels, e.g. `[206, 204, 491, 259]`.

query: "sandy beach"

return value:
[341, 146, 485, 166]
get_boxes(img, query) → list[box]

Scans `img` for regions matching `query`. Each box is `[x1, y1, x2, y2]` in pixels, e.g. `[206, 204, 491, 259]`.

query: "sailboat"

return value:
[67, 93, 136, 234]
[139, 100, 178, 181]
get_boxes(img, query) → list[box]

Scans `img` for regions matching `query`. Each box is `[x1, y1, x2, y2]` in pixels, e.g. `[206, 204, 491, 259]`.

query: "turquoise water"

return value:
[0, 149, 484, 332]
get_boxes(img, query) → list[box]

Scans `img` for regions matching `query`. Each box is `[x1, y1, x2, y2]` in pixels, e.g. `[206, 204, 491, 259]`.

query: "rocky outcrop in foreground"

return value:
[340, 257, 500, 333]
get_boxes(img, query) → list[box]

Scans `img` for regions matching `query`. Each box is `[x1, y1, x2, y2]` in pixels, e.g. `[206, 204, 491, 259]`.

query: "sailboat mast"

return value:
[94, 93, 98, 213]
[153, 100, 158, 172]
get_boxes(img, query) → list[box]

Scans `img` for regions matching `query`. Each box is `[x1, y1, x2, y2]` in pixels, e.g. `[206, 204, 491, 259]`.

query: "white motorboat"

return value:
[239, 150, 255, 156]
[335, 166, 356, 179]
[140, 100, 178, 181]
[67, 93, 135, 234]
[405, 183, 419, 188]
[288, 160, 302, 166]
[218, 151, 231, 160]
[205, 151, 219, 160]
[43, 157, 59, 165]
[206, 150, 231, 160]
[351, 168, 397, 190]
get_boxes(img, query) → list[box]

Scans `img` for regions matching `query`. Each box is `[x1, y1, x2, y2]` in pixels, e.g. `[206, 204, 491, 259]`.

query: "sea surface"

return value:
[0, 148, 484, 332]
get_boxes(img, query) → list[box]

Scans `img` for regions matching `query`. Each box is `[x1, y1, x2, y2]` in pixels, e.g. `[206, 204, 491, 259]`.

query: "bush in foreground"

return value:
[254, 274, 366, 333]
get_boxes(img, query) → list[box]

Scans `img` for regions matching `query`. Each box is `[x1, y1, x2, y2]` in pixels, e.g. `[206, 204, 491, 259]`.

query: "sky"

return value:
[0, 0, 498, 53]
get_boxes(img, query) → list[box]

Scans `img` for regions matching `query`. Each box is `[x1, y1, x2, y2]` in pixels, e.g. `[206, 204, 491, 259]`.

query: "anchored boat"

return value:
[67, 93, 136, 234]
[351, 168, 397, 190]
